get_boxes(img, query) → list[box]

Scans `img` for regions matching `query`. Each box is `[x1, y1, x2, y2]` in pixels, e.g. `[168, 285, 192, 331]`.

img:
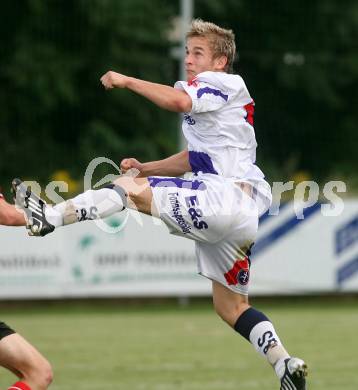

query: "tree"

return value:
[195, 0, 358, 184]
[0, 0, 178, 192]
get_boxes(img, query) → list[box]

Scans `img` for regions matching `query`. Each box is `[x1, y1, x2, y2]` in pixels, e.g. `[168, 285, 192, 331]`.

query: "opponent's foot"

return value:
[11, 178, 55, 236]
[280, 357, 307, 390]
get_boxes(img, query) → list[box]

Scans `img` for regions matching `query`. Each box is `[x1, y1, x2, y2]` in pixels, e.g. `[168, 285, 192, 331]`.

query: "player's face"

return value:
[185, 36, 226, 81]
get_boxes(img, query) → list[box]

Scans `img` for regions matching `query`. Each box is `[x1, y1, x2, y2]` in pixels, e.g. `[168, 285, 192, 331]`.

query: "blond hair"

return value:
[186, 18, 236, 73]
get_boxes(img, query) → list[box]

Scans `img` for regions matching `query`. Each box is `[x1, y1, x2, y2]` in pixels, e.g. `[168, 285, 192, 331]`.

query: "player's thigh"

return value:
[148, 176, 236, 242]
[0, 333, 51, 376]
[196, 212, 256, 314]
[197, 235, 253, 294]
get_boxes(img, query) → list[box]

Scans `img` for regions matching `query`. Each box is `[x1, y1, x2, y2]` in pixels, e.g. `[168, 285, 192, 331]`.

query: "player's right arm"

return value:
[100, 71, 192, 113]
[120, 149, 191, 178]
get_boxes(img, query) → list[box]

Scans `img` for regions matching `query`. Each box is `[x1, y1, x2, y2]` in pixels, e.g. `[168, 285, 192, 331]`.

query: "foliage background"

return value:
[0, 0, 357, 196]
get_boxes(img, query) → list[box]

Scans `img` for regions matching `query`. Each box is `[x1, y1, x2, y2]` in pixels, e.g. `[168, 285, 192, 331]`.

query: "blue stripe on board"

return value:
[259, 202, 290, 225]
[335, 216, 358, 255]
[251, 202, 321, 260]
[337, 254, 358, 285]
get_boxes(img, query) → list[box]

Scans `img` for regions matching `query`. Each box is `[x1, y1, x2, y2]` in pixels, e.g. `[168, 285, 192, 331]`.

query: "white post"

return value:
[179, 0, 193, 150]
[180, 0, 193, 83]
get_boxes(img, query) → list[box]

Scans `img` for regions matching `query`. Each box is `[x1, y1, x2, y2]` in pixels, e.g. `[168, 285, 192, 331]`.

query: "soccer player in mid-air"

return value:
[13, 19, 308, 389]
[0, 193, 53, 390]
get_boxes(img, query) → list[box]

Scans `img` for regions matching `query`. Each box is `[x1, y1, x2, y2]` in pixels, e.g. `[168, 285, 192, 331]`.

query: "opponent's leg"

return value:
[0, 324, 53, 390]
[212, 281, 307, 389]
[0, 192, 26, 226]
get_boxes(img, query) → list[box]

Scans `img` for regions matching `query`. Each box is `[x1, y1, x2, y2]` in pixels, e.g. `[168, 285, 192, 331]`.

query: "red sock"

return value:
[8, 381, 32, 390]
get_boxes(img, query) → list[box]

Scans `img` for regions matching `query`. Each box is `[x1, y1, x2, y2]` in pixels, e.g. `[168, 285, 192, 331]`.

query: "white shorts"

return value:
[148, 174, 259, 294]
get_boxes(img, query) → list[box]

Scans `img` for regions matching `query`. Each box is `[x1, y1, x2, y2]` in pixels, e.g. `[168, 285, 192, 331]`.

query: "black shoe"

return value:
[11, 178, 55, 237]
[280, 357, 307, 390]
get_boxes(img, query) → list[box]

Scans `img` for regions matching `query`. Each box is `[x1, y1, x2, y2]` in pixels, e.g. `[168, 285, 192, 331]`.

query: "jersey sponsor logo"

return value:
[197, 87, 228, 101]
[168, 192, 192, 234]
[184, 195, 208, 230]
[224, 257, 250, 286]
[184, 114, 196, 125]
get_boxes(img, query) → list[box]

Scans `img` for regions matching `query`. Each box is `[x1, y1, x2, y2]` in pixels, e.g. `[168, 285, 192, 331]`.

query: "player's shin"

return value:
[234, 307, 290, 377]
[46, 185, 127, 227]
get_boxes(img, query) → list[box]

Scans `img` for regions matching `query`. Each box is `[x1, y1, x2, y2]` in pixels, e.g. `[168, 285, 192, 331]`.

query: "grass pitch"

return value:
[0, 297, 357, 389]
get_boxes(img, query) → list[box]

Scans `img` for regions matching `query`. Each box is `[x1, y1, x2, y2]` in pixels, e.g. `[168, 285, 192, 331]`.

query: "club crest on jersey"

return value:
[184, 114, 196, 125]
[224, 257, 250, 286]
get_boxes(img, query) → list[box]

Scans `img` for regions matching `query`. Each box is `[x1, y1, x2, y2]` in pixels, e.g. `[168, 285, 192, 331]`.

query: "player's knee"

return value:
[127, 191, 145, 208]
[213, 300, 250, 327]
[111, 177, 151, 210]
[213, 302, 233, 325]
[40, 359, 54, 388]
[25, 357, 53, 389]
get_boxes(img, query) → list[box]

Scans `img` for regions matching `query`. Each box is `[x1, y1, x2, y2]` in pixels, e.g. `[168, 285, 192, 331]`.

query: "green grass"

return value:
[1, 298, 357, 389]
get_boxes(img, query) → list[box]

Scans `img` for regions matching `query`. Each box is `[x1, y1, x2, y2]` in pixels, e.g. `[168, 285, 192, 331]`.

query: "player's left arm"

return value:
[100, 71, 192, 113]
[0, 196, 26, 226]
[120, 149, 191, 178]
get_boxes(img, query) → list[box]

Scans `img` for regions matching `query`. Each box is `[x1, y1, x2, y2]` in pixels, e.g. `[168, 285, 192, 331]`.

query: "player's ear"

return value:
[215, 56, 228, 71]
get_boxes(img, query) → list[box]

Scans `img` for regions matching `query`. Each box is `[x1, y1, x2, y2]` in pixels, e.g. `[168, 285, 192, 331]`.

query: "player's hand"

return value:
[100, 71, 129, 89]
[120, 158, 144, 175]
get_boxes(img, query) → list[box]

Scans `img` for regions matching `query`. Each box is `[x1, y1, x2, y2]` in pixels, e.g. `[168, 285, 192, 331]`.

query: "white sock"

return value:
[248, 321, 290, 377]
[45, 187, 126, 227]
[44, 205, 64, 228]
[274, 357, 288, 379]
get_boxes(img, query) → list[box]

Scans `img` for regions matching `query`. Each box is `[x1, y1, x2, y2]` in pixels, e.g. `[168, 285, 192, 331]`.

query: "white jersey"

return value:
[174, 71, 272, 214]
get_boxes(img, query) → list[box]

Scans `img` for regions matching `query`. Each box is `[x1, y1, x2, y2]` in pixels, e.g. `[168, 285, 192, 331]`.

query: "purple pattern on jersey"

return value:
[148, 177, 207, 190]
[197, 87, 228, 101]
[189, 151, 218, 175]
